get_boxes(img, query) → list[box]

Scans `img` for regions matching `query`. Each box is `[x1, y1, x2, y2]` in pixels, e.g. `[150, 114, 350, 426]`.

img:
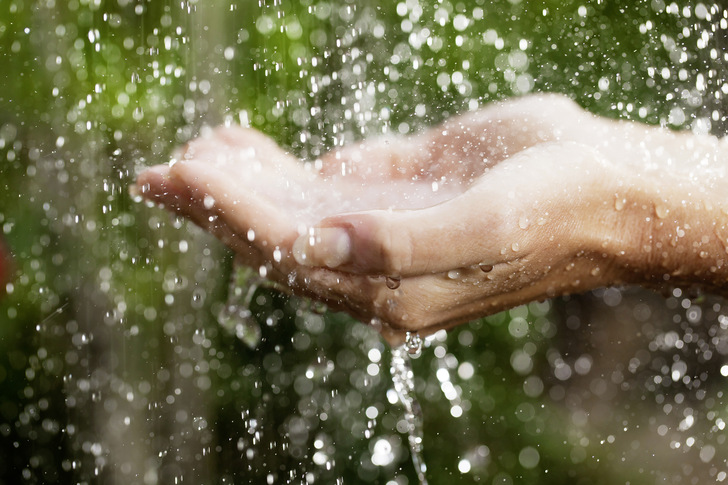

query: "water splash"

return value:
[217, 264, 262, 348]
[390, 333, 428, 485]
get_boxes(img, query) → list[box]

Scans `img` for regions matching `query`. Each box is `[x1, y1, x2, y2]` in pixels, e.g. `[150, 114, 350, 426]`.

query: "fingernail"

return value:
[293, 227, 351, 268]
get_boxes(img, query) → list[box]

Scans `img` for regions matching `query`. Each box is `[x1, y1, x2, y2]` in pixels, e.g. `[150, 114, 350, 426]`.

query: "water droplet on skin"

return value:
[446, 269, 461, 280]
[704, 200, 714, 211]
[273, 247, 282, 262]
[614, 196, 626, 211]
[203, 194, 215, 209]
[655, 205, 669, 219]
[511, 242, 520, 252]
[385, 276, 401, 289]
[591, 267, 601, 276]
[246, 229, 255, 241]
[700, 251, 709, 259]
[518, 215, 530, 230]
[479, 263, 493, 273]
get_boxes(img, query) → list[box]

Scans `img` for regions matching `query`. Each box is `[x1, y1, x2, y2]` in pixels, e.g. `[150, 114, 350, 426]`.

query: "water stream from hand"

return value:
[217, 264, 263, 349]
[390, 332, 428, 485]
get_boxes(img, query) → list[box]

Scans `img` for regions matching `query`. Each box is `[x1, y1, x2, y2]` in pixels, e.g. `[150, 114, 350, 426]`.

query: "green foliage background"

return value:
[1, 0, 727, 483]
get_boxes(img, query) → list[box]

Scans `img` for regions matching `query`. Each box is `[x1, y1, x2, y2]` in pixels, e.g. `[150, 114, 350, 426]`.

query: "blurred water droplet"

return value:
[655, 205, 669, 219]
[203, 194, 215, 210]
[614, 196, 626, 211]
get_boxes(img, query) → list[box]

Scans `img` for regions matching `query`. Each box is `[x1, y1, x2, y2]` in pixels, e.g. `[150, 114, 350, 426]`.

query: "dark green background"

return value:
[1, 0, 727, 483]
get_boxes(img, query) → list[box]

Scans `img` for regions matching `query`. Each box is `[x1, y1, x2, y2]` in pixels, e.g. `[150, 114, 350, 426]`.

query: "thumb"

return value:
[290, 141, 610, 277]
[291, 178, 523, 277]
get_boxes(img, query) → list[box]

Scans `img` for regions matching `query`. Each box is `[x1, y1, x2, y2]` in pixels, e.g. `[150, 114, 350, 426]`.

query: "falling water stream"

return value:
[3, 1, 728, 484]
[390, 333, 428, 484]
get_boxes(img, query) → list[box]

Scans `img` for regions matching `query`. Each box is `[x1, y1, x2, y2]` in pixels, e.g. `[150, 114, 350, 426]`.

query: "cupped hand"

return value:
[136, 94, 728, 344]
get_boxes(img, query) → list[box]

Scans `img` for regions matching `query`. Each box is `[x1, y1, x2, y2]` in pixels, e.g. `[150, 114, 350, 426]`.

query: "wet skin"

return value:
[136, 94, 728, 345]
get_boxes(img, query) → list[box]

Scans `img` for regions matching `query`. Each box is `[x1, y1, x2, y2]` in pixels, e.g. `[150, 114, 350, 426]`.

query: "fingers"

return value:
[317, 134, 432, 181]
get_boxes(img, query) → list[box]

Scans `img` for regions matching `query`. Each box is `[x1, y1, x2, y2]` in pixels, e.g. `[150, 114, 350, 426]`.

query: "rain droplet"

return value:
[385, 276, 401, 289]
[478, 263, 493, 273]
[518, 215, 530, 230]
[511, 242, 520, 252]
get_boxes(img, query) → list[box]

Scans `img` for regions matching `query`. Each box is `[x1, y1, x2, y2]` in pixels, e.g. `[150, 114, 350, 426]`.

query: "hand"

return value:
[136, 94, 728, 344]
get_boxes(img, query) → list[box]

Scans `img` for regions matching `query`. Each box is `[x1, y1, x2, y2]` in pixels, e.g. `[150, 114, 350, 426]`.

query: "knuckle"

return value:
[372, 284, 433, 332]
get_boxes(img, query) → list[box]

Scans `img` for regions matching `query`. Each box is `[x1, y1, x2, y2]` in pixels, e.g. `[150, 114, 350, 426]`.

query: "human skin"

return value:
[135, 94, 728, 345]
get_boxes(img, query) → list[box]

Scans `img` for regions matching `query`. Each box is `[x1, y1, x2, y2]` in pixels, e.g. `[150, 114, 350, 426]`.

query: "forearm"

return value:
[602, 139, 728, 295]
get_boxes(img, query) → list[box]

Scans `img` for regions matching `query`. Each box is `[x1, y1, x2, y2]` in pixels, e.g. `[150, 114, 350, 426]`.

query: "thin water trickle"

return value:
[217, 264, 262, 349]
[390, 333, 428, 485]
